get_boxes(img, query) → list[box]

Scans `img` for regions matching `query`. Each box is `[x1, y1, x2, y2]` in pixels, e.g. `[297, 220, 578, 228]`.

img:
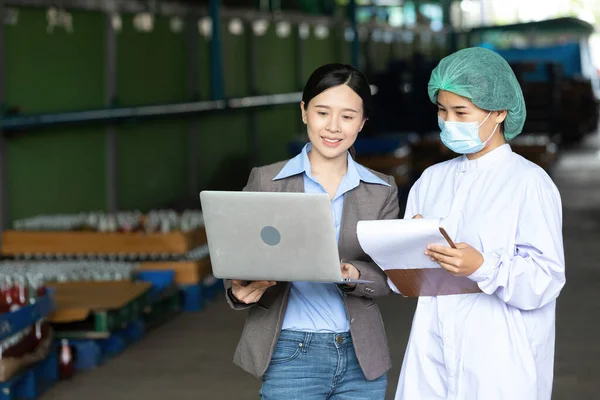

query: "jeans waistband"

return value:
[279, 329, 352, 347]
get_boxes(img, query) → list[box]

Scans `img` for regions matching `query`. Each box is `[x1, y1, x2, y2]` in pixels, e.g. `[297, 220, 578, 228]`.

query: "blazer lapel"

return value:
[278, 173, 304, 193]
[339, 185, 361, 259]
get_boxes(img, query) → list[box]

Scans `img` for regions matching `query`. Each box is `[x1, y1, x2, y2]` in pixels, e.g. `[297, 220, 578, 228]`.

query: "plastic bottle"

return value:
[58, 339, 74, 379]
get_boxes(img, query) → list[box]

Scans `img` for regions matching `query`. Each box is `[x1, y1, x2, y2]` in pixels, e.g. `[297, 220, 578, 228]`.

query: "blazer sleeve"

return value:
[223, 167, 262, 311]
[341, 176, 400, 299]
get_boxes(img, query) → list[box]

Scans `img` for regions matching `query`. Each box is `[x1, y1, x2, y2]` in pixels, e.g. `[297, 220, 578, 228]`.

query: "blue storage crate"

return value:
[69, 339, 102, 371]
[180, 284, 204, 312]
[136, 270, 176, 301]
[97, 334, 126, 358]
[118, 318, 145, 343]
[66, 318, 145, 371]
[202, 276, 223, 303]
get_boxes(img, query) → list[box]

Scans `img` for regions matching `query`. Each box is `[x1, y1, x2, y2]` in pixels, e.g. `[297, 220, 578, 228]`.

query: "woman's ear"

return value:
[495, 110, 508, 124]
[300, 102, 307, 124]
[358, 117, 368, 133]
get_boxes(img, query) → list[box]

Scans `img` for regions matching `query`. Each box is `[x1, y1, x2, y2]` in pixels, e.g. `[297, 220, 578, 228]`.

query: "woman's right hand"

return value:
[413, 214, 423, 219]
[231, 280, 277, 304]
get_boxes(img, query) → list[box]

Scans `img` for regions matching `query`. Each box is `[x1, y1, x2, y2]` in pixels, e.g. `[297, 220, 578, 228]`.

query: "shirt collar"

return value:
[273, 143, 312, 181]
[273, 143, 390, 187]
[458, 144, 513, 172]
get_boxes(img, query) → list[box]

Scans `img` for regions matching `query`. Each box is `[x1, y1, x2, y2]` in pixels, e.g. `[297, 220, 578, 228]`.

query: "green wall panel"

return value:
[197, 112, 250, 190]
[257, 106, 298, 165]
[4, 8, 107, 222]
[117, 15, 186, 106]
[6, 129, 107, 221]
[254, 26, 295, 94]
[5, 9, 105, 113]
[339, 37, 352, 66]
[302, 32, 337, 82]
[116, 121, 188, 211]
[221, 21, 250, 98]
[1, 9, 400, 221]
[116, 15, 189, 210]
[198, 34, 211, 100]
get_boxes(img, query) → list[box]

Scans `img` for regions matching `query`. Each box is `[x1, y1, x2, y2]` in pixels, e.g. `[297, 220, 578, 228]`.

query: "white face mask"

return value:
[438, 111, 499, 154]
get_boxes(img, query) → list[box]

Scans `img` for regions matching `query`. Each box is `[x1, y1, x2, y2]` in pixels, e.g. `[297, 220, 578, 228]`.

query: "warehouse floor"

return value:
[43, 132, 600, 400]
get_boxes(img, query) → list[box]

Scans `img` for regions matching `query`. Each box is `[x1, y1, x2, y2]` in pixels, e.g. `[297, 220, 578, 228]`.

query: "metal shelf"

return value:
[1, 92, 303, 131]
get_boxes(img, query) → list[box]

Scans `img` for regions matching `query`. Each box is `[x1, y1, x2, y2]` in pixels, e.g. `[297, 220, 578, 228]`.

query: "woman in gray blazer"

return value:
[224, 63, 400, 400]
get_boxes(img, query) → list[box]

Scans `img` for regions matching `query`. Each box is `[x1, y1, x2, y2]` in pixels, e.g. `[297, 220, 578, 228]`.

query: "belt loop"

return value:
[302, 332, 312, 354]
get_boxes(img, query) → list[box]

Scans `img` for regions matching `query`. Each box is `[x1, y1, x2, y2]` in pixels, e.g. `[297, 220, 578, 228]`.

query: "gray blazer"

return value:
[224, 160, 400, 381]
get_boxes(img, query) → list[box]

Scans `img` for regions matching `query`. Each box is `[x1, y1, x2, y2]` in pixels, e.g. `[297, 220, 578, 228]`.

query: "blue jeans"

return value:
[260, 330, 387, 399]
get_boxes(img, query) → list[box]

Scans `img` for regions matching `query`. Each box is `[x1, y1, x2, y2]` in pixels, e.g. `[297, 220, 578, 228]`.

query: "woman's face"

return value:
[437, 90, 506, 143]
[301, 84, 366, 161]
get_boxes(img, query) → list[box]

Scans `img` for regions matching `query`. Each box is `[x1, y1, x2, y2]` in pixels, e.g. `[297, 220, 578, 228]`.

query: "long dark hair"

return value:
[302, 63, 372, 158]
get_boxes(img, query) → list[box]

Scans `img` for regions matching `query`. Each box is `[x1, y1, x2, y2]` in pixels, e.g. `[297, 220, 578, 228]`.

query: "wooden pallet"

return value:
[1, 229, 207, 256]
[47, 281, 152, 338]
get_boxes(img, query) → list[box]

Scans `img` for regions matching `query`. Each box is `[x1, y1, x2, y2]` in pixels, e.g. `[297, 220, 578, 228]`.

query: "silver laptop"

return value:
[199, 190, 371, 284]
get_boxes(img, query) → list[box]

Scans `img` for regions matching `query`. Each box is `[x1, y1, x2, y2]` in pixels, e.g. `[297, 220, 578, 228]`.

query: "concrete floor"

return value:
[43, 133, 600, 400]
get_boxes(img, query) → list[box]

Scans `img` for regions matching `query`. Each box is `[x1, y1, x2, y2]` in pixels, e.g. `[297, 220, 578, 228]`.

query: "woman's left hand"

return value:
[425, 243, 484, 277]
[341, 263, 360, 287]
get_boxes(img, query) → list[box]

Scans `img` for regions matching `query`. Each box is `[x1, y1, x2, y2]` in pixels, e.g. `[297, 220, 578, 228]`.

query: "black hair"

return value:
[302, 64, 372, 158]
[302, 63, 372, 118]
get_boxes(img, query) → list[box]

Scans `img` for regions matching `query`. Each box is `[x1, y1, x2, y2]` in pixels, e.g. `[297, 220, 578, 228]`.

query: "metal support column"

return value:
[442, 0, 456, 54]
[247, 21, 259, 166]
[348, 0, 360, 68]
[105, 12, 118, 213]
[269, 0, 281, 12]
[411, 0, 422, 56]
[295, 22, 305, 136]
[187, 14, 200, 198]
[209, 0, 224, 101]
[295, 24, 305, 91]
[294, 25, 304, 138]
[0, 0, 9, 233]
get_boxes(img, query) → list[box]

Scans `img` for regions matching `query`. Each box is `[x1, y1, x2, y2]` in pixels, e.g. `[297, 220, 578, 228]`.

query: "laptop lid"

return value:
[200, 190, 345, 282]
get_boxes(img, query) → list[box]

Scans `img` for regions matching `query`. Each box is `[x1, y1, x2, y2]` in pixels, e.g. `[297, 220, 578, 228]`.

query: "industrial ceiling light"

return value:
[252, 19, 269, 36]
[372, 28, 383, 42]
[299, 22, 310, 40]
[383, 30, 394, 44]
[4, 8, 18, 26]
[314, 24, 330, 40]
[276, 21, 291, 38]
[229, 18, 244, 36]
[111, 13, 122, 32]
[170, 17, 184, 33]
[344, 27, 356, 42]
[198, 17, 212, 38]
[133, 12, 154, 32]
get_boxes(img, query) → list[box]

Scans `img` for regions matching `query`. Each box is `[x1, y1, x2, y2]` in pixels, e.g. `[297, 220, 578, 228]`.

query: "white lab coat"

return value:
[394, 144, 565, 400]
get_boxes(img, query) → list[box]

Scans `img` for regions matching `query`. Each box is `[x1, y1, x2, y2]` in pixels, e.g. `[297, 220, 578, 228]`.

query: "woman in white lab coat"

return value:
[394, 47, 566, 400]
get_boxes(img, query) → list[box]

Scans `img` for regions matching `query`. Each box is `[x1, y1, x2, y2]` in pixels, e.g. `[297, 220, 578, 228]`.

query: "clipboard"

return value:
[384, 226, 481, 297]
[356, 218, 482, 298]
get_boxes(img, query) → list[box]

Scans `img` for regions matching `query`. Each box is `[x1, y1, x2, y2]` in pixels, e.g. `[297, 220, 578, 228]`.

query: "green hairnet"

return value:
[428, 47, 526, 140]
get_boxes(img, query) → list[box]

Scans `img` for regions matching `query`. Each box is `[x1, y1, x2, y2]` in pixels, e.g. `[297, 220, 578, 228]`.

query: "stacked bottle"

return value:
[0, 270, 51, 362]
[12, 209, 204, 233]
[0, 261, 136, 288]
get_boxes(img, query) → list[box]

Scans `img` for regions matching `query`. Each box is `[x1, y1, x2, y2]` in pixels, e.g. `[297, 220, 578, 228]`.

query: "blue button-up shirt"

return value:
[274, 143, 389, 333]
